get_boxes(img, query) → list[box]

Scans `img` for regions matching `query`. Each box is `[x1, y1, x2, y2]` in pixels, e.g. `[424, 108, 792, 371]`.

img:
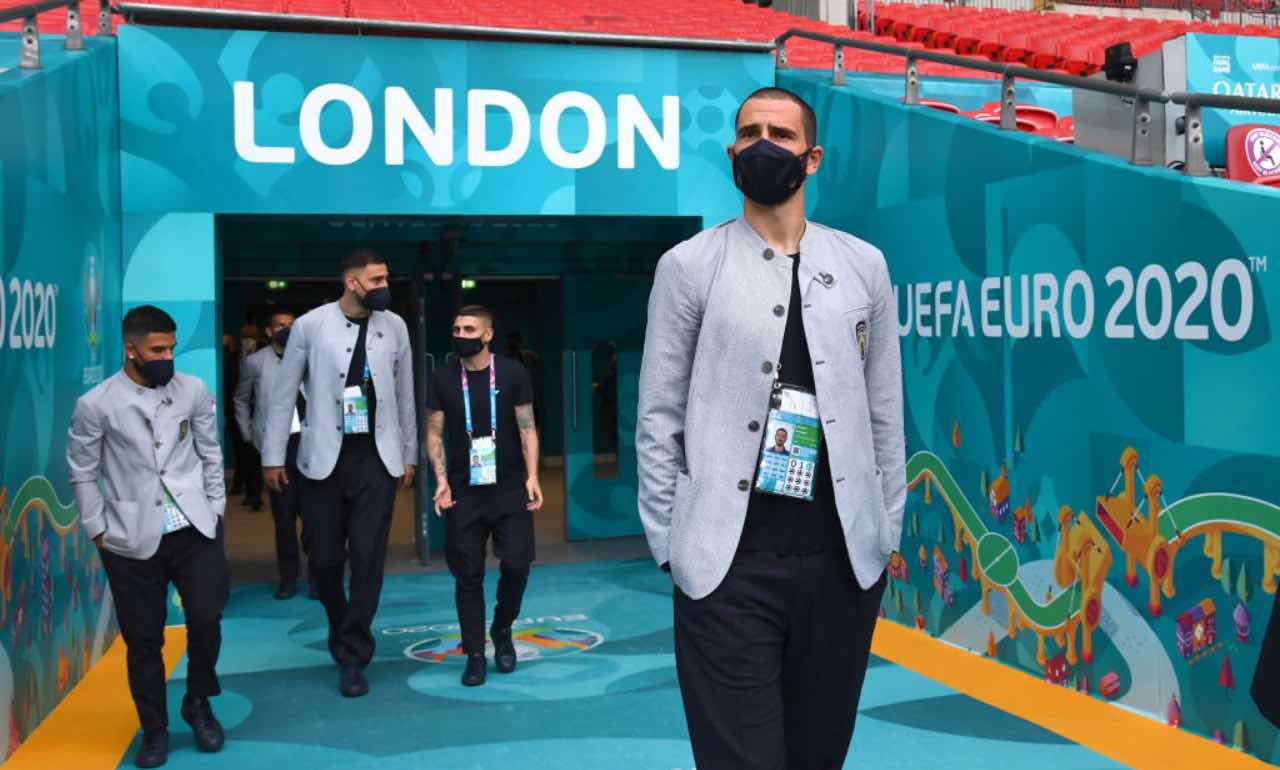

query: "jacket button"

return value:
[821, 273, 835, 286]
[748, 421, 760, 432]
[160, 470, 166, 476]
[336, 425, 342, 431]
[762, 248, 775, 261]
[773, 305, 785, 317]
[737, 480, 750, 491]
[761, 361, 774, 374]
[155, 500, 162, 506]
[154, 442, 161, 448]
[346, 348, 352, 353]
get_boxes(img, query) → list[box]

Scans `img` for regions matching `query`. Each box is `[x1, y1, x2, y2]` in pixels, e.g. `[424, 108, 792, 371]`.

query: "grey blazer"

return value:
[66, 370, 226, 560]
[233, 346, 302, 452]
[636, 218, 907, 600]
[261, 302, 417, 480]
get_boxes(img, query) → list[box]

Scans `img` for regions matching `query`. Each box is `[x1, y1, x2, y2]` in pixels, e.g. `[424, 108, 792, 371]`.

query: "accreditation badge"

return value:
[469, 436, 498, 486]
[343, 385, 369, 434]
[753, 385, 821, 501]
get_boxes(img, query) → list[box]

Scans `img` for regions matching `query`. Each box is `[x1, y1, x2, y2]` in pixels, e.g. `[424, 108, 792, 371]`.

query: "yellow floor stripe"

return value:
[12, 616, 1271, 769]
[6, 626, 188, 770]
[871, 620, 1269, 770]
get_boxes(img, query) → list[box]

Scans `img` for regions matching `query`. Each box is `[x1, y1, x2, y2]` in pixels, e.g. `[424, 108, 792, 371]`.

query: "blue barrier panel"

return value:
[785, 67, 1280, 763]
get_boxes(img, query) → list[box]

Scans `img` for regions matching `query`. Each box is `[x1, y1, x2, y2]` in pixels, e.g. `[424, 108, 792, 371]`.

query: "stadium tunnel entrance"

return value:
[218, 214, 700, 577]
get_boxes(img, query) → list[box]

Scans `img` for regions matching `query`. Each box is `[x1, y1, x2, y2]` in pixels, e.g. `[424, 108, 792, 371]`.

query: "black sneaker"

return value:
[492, 627, 517, 674]
[461, 654, 487, 686]
[133, 729, 169, 768]
[180, 695, 225, 753]
[340, 665, 369, 697]
[274, 578, 297, 600]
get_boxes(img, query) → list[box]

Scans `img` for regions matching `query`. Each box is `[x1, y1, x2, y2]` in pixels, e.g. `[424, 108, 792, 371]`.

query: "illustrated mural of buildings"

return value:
[988, 465, 1010, 524]
[933, 545, 954, 605]
[905, 453, 1113, 668]
[1045, 652, 1069, 685]
[1175, 599, 1217, 660]
[1092, 447, 1280, 617]
[1234, 602, 1250, 642]
[1013, 498, 1032, 543]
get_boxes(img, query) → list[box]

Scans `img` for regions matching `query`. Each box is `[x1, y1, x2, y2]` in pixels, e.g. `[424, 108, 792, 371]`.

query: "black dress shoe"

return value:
[492, 627, 517, 674]
[461, 654, 487, 686]
[274, 579, 297, 600]
[134, 729, 169, 768]
[340, 665, 369, 697]
[180, 695, 225, 753]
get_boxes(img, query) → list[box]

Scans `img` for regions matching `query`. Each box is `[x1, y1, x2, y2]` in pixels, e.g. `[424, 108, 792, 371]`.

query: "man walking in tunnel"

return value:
[427, 305, 543, 687]
[262, 249, 418, 698]
[637, 86, 906, 770]
[234, 307, 313, 600]
[67, 305, 230, 768]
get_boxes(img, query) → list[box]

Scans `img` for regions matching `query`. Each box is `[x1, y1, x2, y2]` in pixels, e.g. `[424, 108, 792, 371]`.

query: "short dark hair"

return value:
[123, 305, 176, 342]
[455, 305, 493, 328]
[341, 248, 387, 274]
[266, 308, 296, 326]
[735, 87, 818, 146]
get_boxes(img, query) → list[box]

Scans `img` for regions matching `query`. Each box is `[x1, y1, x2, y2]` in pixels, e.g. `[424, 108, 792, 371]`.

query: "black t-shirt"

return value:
[343, 315, 377, 454]
[426, 354, 534, 495]
[740, 253, 844, 555]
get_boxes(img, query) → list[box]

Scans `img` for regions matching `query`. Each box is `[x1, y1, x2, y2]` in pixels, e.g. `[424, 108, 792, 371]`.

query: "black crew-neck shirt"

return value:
[426, 354, 534, 497]
[343, 315, 377, 454]
[740, 253, 844, 554]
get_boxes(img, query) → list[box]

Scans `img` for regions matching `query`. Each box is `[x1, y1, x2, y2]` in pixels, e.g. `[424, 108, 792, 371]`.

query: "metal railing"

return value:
[776, 27, 1280, 175]
[0, 0, 112, 69]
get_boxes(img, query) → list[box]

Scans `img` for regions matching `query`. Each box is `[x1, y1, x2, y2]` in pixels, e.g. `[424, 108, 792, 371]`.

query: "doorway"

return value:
[216, 213, 700, 584]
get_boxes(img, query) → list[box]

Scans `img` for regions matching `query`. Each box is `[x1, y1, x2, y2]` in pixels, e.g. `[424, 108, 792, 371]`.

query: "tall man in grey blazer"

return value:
[67, 305, 229, 768]
[234, 308, 310, 600]
[636, 87, 906, 770]
[262, 249, 417, 698]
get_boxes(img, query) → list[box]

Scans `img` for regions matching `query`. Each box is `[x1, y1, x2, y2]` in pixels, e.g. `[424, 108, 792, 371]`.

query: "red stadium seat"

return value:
[1226, 124, 1280, 186]
[981, 102, 1059, 132]
[917, 99, 962, 114]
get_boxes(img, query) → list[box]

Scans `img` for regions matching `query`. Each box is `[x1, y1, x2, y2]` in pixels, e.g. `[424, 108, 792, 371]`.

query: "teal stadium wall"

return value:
[0, 36, 122, 758]
[783, 68, 1280, 761]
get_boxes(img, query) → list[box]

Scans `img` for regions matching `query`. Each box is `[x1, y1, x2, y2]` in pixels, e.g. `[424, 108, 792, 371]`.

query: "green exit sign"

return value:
[461, 279, 477, 290]
[266, 279, 289, 291]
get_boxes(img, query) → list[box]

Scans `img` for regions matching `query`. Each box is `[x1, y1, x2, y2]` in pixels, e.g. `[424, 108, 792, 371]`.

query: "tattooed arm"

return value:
[426, 409, 453, 515]
[515, 403, 543, 510]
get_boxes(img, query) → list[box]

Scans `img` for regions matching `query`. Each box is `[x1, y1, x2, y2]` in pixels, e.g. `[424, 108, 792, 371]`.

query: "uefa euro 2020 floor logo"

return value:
[384, 615, 605, 664]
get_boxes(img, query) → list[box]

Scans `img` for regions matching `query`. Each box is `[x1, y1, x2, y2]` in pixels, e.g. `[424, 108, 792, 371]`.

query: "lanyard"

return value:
[461, 357, 496, 438]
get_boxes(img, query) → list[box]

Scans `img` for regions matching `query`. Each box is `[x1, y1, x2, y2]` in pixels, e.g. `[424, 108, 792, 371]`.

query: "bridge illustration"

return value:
[906, 449, 1280, 668]
[1093, 447, 1280, 616]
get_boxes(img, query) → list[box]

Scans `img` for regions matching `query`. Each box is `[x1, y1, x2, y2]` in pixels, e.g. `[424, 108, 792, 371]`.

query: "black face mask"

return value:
[732, 139, 812, 207]
[133, 357, 175, 388]
[272, 327, 291, 351]
[355, 279, 392, 312]
[452, 336, 486, 359]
